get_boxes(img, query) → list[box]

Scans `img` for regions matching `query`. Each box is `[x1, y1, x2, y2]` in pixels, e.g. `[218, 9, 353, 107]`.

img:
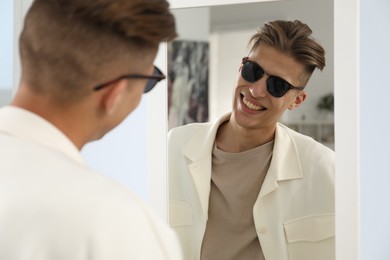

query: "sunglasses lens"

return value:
[144, 79, 157, 93]
[143, 67, 165, 93]
[241, 60, 264, 83]
[241, 58, 296, 98]
[267, 77, 290, 98]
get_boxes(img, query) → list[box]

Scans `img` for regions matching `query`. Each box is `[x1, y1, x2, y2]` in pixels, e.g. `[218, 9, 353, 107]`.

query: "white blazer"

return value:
[168, 114, 335, 260]
[0, 106, 182, 260]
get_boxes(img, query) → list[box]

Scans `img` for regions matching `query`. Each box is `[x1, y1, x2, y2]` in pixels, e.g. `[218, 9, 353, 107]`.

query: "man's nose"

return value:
[248, 76, 268, 98]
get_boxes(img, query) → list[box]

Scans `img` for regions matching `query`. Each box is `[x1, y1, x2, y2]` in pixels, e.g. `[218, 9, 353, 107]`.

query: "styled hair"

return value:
[19, 0, 177, 102]
[249, 20, 325, 75]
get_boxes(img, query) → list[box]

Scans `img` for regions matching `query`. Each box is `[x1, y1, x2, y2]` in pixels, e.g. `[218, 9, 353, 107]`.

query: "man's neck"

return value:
[12, 87, 94, 150]
[215, 118, 276, 153]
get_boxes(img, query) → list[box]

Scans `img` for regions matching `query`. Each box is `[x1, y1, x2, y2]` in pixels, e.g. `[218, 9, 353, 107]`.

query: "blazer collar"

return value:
[259, 123, 304, 197]
[183, 118, 303, 181]
[182, 113, 230, 161]
[181, 116, 304, 214]
[182, 114, 230, 217]
[0, 106, 85, 165]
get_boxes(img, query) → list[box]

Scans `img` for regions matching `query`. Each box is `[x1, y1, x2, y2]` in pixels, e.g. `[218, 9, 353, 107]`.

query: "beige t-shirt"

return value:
[200, 140, 274, 260]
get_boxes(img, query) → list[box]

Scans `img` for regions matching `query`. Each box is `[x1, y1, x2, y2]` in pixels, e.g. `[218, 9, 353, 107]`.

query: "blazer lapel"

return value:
[180, 118, 303, 215]
[182, 114, 230, 218]
[187, 157, 212, 218]
[259, 123, 304, 198]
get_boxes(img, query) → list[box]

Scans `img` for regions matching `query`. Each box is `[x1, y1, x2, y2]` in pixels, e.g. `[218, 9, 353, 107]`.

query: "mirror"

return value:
[148, 0, 358, 258]
[168, 0, 334, 149]
[165, 0, 336, 259]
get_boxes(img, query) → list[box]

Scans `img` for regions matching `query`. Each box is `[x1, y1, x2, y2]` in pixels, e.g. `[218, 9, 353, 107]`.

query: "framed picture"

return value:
[167, 40, 209, 129]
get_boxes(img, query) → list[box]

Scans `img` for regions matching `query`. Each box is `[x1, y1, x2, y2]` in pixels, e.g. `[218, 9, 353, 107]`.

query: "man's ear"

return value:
[288, 91, 307, 110]
[100, 79, 127, 115]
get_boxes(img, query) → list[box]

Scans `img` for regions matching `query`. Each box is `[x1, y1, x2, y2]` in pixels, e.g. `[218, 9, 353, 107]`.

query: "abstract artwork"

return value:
[167, 40, 209, 130]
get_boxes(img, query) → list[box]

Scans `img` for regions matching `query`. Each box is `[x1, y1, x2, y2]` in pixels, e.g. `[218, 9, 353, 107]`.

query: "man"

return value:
[0, 0, 182, 259]
[168, 20, 334, 260]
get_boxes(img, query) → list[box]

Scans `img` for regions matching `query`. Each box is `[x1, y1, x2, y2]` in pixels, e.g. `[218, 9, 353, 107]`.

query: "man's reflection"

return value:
[168, 20, 335, 260]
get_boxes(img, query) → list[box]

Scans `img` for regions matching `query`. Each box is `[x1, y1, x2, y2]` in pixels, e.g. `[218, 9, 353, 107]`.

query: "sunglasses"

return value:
[241, 57, 304, 98]
[94, 66, 165, 93]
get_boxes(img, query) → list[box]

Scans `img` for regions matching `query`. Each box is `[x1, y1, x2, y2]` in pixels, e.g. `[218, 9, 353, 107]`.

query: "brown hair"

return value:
[249, 20, 325, 75]
[19, 0, 177, 102]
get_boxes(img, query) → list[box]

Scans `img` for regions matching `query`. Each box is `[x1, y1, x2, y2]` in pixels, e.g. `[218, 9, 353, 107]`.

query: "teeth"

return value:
[243, 97, 262, 111]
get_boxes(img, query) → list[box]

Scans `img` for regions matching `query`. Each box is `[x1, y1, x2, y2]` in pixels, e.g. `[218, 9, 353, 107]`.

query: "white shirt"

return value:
[0, 106, 182, 260]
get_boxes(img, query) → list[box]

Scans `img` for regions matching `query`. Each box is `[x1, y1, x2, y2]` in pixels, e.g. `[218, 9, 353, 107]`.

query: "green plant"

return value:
[317, 93, 334, 113]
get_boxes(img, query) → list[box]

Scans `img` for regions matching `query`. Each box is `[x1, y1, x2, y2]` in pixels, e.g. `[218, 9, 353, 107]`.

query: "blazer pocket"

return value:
[169, 200, 193, 227]
[284, 214, 335, 260]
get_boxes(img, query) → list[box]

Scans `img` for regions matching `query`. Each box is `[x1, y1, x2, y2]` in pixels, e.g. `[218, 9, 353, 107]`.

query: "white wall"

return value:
[360, 0, 390, 259]
[81, 103, 149, 200]
[0, 0, 13, 106]
[209, 27, 258, 121]
[173, 7, 210, 41]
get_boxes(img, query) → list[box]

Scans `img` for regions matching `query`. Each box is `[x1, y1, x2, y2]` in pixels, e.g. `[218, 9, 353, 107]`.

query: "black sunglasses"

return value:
[241, 57, 304, 98]
[93, 66, 166, 93]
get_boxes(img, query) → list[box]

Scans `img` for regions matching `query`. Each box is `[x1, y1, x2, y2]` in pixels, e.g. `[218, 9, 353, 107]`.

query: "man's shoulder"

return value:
[0, 131, 147, 215]
[278, 123, 333, 150]
[276, 123, 334, 162]
[275, 123, 334, 186]
[168, 114, 230, 143]
[169, 121, 213, 135]
[168, 121, 214, 145]
[0, 134, 181, 259]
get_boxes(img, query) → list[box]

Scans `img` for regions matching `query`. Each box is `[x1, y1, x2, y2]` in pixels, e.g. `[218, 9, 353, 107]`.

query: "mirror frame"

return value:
[148, 0, 359, 259]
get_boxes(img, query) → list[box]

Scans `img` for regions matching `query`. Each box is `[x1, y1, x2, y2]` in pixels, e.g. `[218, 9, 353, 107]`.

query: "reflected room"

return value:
[168, 0, 334, 149]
